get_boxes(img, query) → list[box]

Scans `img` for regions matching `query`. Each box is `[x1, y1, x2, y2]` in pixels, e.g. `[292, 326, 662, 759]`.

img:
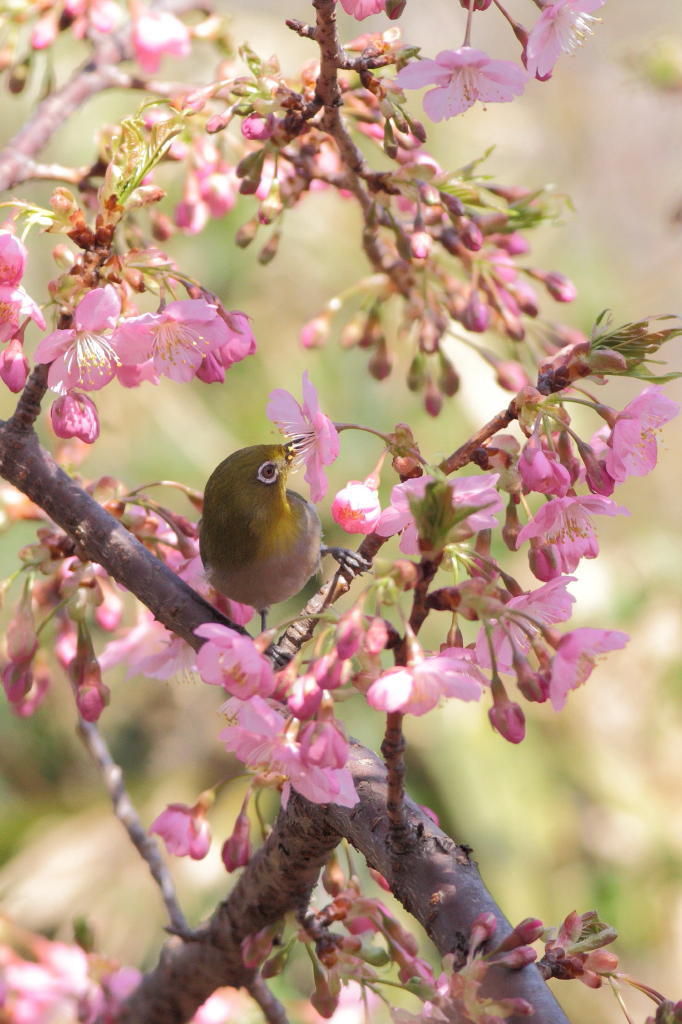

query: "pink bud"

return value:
[76, 677, 110, 722]
[494, 359, 532, 392]
[287, 673, 323, 718]
[364, 617, 389, 655]
[410, 230, 432, 259]
[195, 350, 225, 384]
[469, 912, 498, 955]
[300, 314, 331, 349]
[493, 945, 538, 969]
[489, 697, 526, 744]
[149, 802, 212, 860]
[459, 217, 483, 251]
[222, 799, 251, 872]
[461, 290, 490, 333]
[527, 538, 562, 582]
[0, 338, 29, 392]
[50, 392, 100, 443]
[336, 607, 364, 659]
[241, 113, 274, 141]
[540, 271, 577, 303]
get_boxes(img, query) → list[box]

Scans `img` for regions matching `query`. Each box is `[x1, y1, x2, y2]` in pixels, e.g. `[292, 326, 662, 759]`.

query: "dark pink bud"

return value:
[50, 392, 100, 443]
[493, 945, 538, 969]
[540, 271, 577, 303]
[0, 338, 29, 392]
[493, 231, 530, 256]
[287, 674, 322, 718]
[222, 800, 251, 872]
[195, 351, 226, 384]
[336, 607, 364, 659]
[489, 689, 526, 744]
[241, 113, 274, 141]
[527, 539, 562, 582]
[386, 0, 407, 17]
[459, 217, 483, 251]
[469, 912, 498, 955]
[458, 0, 492, 7]
[495, 917, 545, 952]
[576, 440, 615, 496]
[424, 377, 442, 417]
[461, 290, 490, 332]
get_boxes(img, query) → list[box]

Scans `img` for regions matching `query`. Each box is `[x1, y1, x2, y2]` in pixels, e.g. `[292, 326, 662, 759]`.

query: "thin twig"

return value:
[76, 716, 191, 937]
[247, 976, 290, 1024]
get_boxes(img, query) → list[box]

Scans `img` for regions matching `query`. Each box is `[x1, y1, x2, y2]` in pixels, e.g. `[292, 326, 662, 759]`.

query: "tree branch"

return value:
[122, 743, 571, 1024]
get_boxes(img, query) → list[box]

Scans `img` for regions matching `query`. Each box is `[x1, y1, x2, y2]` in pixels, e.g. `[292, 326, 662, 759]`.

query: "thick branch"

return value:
[123, 743, 571, 1024]
[0, 423, 234, 645]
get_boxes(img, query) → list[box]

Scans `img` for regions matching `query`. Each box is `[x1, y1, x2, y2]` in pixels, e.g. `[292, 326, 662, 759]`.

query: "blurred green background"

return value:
[1, 2, 681, 1021]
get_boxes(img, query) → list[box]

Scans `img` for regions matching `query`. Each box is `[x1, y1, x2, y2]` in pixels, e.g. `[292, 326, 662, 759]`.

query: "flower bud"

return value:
[50, 392, 100, 444]
[527, 538, 562, 582]
[489, 679, 525, 743]
[0, 338, 29, 393]
[287, 674, 322, 718]
[461, 289, 490, 332]
[222, 798, 251, 872]
[424, 376, 442, 417]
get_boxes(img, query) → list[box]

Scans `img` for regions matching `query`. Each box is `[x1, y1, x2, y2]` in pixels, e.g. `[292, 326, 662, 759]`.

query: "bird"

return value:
[199, 442, 369, 631]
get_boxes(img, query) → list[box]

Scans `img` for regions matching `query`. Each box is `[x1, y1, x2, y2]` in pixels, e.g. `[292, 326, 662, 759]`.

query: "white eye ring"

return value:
[257, 461, 279, 484]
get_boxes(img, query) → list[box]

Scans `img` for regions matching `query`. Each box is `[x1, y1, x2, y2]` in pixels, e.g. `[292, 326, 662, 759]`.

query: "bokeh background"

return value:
[1, 2, 681, 1021]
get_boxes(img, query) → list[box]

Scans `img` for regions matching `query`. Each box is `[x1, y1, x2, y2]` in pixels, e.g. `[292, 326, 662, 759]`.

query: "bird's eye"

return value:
[257, 461, 279, 484]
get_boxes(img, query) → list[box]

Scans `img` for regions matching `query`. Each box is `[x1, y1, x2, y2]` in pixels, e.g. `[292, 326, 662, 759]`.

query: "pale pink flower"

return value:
[113, 299, 236, 383]
[299, 718, 349, 770]
[0, 231, 27, 284]
[149, 802, 211, 860]
[31, 10, 59, 48]
[50, 392, 100, 443]
[99, 611, 195, 679]
[601, 385, 680, 483]
[525, 0, 605, 80]
[131, 7, 191, 73]
[267, 371, 339, 502]
[220, 696, 358, 807]
[367, 647, 486, 716]
[65, 0, 121, 37]
[338, 0, 386, 18]
[34, 285, 121, 394]
[395, 47, 527, 122]
[332, 478, 382, 534]
[517, 495, 629, 573]
[548, 627, 629, 710]
[475, 576, 576, 672]
[195, 623, 275, 699]
[518, 435, 571, 496]
[375, 473, 501, 555]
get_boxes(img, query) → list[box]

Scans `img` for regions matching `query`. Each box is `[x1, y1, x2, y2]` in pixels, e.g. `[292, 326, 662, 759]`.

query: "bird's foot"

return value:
[321, 545, 372, 584]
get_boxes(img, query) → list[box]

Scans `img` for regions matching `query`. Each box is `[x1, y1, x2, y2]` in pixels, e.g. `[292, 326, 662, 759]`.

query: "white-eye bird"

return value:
[199, 442, 368, 630]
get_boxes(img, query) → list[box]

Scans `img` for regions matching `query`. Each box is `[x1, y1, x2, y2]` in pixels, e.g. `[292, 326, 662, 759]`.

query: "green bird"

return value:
[199, 442, 368, 630]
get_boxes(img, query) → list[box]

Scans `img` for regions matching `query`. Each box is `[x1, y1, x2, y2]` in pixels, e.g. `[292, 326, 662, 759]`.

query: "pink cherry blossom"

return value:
[299, 718, 349, 770]
[149, 802, 211, 860]
[332, 478, 382, 534]
[266, 371, 340, 502]
[131, 7, 191, 74]
[99, 611, 196, 679]
[475, 576, 576, 672]
[601, 385, 680, 483]
[34, 285, 121, 394]
[366, 648, 486, 716]
[0, 231, 27, 285]
[375, 473, 501, 555]
[548, 627, 629, 711]
[338, 0, 386, 19]
[50, 392, 100, 443]
[220, 696, 358, 807]
[195, 623, 275, 699]
[518, 435, 571, 496]
[395, 47, 527, 123]
[517, 494, 629, 574]
[112, 299, 238, 383]
[65, 0, 122, 38]
[525, 0, 605, 80]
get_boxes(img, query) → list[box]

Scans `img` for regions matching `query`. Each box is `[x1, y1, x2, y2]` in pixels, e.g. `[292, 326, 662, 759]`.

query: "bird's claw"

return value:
[321, 545, 372, 582]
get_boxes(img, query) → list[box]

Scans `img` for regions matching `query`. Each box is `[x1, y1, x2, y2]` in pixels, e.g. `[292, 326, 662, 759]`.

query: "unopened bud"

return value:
[437, 351, 459, 395]
[386, 0, 407, 16]
[368, 336, 392, 379]
[235, 217, 260, 248]
[459, 217, 483, 251]
[461, 289, 490, 333]
[406, 352, 427, 392]
[527, 538, 562, 582]
[493, 945, 538, 969]
[424, 376, 442, 417]
[257, 230, 281, 264]
[588, 348, 628, 373]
